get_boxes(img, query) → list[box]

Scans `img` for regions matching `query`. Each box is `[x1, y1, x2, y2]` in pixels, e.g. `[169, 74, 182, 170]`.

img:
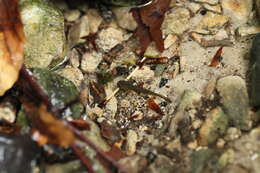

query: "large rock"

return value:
[20, 0, 65, 68]
[216, 76, 251, 130]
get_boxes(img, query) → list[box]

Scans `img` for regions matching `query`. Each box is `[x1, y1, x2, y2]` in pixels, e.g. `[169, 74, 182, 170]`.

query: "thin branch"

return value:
[71, 144, 96, 173]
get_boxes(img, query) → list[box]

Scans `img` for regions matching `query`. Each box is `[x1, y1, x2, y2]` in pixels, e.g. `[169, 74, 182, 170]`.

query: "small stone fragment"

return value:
[194, 0, 219, 5]
[199, 107, 228, 146]
[96, 27, 124, 52]
[216, 76, 252, 130]
[64, 9, 81, 22]
[56, 66, 84, 88]
[224, 127, 242, 141]
[164, 34, 178, 49]
[126, 130, 138, 155]
[132, 66, 155, 82]
[113, 7, 137, 31]
[162, 7, 191, 35]
[87, 9, 103, 34]
[236, 26, 260, 37]
[194, 12, 229, 34]
[68, 15, 89, 47]
[81, 51, 102, 73]
[203, 4, 222, 13]
[0, 101, 16, 123]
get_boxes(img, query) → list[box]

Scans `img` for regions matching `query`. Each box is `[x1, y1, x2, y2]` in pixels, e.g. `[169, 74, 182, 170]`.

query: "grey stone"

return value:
[216, 76, 251, 130]
[20, 0, 65, 68]
[190, 148, 214, 173]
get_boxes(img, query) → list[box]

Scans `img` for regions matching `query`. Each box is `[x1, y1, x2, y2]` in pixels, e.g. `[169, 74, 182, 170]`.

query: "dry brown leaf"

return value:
[132, 0, 170, 54]
[0, 0, 25, 96]
[209, 46, 223, 67]
[24, 103, 75, 147]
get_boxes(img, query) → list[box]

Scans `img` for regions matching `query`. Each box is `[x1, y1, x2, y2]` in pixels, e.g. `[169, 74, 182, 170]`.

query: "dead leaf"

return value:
[0, 0, 25, 96]
[147, 98, 164, 117]
[209, 46, 223, 67]
[69, 119, 91, 131]
[131, 8, 152, 56]
[23, 103, 75, 147]
[132, 0, 170, 54]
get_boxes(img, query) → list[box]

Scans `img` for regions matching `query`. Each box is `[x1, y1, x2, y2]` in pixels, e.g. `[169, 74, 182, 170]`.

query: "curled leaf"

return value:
[24, 103, 75, 147]
[0, 0, 25, 95]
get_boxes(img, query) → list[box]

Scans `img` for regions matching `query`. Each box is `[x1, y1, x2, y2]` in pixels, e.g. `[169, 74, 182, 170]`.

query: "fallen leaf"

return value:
[23, 103, 75, 147]
[209, 46, 223, 67]
[0, 0, 25, 96]
[147, 98, 164, 117]
[69, 119, 91, 131]
[131, 8, 152, 56]
[132, 0, 170, 54]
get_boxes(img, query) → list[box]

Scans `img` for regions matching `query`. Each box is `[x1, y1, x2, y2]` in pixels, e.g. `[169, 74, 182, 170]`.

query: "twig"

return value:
[99, 57, 147, 107]
[68, 124, 130, 173]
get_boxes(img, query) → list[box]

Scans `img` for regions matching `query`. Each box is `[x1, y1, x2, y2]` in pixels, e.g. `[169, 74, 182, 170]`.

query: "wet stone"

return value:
[20, 0, 65, 68]
[32, 68, 81, 117]
[216, 76, 251, 130]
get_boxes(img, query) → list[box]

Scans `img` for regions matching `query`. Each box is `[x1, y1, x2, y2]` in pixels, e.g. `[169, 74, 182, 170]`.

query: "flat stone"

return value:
[20, 0, 65, 68]
[56, 66, 84, 88]
[68, 15, 89, 47]
[216, 76, 251, 130]
[81, 51, 102, 73]
[199, 107, 228, 145]
[194, 12, 229, 34]
[162, 7, 191, 35]
[96, 27, 124, 52]
[194, 0, 219, 5]
[132, 66, 155, 82]
[113, 7, 137, 31]
[64, 9, 81, 22]
[221, 0, 253, 28]
[87, 9, 103, 34]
